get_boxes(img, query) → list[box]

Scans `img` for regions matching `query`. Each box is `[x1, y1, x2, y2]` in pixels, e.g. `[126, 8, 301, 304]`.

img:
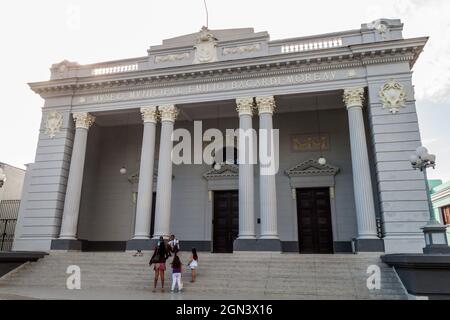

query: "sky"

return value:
[0, 0, 449, 180]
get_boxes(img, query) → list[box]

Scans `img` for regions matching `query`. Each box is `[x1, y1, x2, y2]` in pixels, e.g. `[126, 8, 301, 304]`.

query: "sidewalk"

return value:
[0, 285, 317, 300]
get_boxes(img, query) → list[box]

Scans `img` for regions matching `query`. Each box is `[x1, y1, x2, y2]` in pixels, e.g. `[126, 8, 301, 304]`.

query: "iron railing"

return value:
[0, 219, 17, 252]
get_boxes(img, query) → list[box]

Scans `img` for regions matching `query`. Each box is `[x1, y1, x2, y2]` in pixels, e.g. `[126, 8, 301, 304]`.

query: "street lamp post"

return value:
[410, 146, 450, 254]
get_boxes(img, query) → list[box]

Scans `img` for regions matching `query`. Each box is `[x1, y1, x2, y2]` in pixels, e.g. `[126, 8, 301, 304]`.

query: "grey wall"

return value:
[366, 62, 429, 253]
[78, 124, 144, 242]
[13, 110, 73, 251]
[75, 106, 357, 245]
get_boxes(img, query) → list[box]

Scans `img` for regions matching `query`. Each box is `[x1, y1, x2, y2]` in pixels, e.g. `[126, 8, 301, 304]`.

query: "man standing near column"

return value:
[57, 112, 95, 250]
[127, 106, 158, 251]
[256, 96, 281, 251]
[234, 97, 257, 251]
[153, 105, 179, 240]
[343, 88, 382, 252]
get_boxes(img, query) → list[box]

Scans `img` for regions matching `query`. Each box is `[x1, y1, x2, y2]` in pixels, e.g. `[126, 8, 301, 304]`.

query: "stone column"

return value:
[131, 107, 158, 244]
[343, 88, 379, 246]
[256, 96, 281, 250]
[234, 97, 257, 250]
[59, 112, 95, 241]
[153, 105, 178, 239]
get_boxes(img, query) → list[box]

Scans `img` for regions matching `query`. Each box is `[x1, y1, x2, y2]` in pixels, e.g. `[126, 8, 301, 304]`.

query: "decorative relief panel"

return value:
[223, 43, 261, 55]
[45, 111, 63, 138]
[203, 164, 239, 180]
[291, 134, 330, 152]
[367, 19, 390, 40]
[155, 53, 190, 64]
[378, 79, 407, 114]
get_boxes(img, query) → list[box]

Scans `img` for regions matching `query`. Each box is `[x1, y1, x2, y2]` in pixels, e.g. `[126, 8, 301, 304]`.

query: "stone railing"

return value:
[91, 63, 139, 76]
[280, 37, 343, 54]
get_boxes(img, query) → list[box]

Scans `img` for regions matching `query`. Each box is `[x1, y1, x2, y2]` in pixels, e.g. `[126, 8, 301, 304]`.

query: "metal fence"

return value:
[0, 200, 20, 252]
[0, 219, 17, 251]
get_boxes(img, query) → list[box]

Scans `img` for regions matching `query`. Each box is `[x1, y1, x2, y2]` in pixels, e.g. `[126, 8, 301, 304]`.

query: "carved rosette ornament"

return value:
[256, 96, 276, 115]
[140, 106, 158, 123]
[159, 105, 179, 122]
[45, 111, 63, 138]
[343, 87, 365, 109]
[378, 79, 407, 114]
[73, 112, 95, 130]
[236, 97, 255, 116]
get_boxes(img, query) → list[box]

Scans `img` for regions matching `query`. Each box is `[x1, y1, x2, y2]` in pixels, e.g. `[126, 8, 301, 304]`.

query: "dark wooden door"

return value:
[213, 191, 239, 253]
[296, 188, 333, 254]
[442, 206, 450, 225]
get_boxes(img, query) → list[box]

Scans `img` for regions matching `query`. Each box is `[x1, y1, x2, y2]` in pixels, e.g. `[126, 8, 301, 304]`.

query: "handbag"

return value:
[149, 253, 160, 265]
[148, 250, 160, 265]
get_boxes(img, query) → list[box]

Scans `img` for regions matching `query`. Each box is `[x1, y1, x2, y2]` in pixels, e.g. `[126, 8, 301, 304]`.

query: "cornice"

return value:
[29, 37, 427, 98]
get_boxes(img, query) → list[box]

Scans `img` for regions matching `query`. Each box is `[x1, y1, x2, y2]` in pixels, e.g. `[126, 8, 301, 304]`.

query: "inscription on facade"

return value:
[291, 134, 330, 152]
[81, 71, 337, 104]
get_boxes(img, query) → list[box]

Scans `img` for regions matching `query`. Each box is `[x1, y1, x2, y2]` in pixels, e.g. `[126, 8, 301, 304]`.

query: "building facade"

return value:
[431, 181, 450, 243]
[0, 163, 26, 203]
[13, 19, 430, 254]
[0, 162, 25, 251]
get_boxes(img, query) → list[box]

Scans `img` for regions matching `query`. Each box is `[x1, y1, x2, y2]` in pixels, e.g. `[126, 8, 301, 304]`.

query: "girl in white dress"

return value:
[188, 248, 198, 283]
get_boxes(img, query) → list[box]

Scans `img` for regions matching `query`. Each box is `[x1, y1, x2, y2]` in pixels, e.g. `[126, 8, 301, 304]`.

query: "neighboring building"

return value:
[0, 162, 26, 251]
[13, 19, 431, 254]
[0, 163, 25, 202]
[430, 180, 450, 243]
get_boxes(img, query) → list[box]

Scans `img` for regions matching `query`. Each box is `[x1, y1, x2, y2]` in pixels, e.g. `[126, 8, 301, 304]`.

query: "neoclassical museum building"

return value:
[13, 19, 430, 254]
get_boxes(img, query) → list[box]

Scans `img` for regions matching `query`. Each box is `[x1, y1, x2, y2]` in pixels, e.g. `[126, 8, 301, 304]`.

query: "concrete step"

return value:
[0, 252, 407, 300]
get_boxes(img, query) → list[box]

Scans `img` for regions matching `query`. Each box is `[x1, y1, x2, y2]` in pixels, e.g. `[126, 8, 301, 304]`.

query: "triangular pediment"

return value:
[203, 164, 239, 180]
[128, 167, 159, 185]
[285, 159, 339, 178]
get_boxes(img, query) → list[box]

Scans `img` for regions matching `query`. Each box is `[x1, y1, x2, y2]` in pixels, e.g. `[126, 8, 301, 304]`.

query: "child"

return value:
[188, 248, 198, 283]
[168, 234, 180, 255]
[170, 254, 183, 292]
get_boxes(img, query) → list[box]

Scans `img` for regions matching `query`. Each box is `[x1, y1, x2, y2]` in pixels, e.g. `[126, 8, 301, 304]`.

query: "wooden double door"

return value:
[213, 191, 239, 253]
[296, 188, 334, 254]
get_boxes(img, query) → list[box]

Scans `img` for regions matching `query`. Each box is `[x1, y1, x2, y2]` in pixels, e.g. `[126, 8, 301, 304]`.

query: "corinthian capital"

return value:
[73, 112, 95, 130]
[159, 105, 179, 122]
[256, 96, 276, 115]
[343, 87, 365, 109]
[236, 97, 255, 116]
[140, 106, 158, 123]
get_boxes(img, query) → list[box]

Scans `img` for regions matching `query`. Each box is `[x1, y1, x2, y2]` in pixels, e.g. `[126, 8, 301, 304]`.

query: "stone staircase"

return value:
[0, 252, 407, 299]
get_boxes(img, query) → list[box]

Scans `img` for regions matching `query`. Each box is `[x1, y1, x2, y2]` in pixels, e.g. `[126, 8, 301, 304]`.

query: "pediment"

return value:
[285, 159, 339, 178]
[203, 164, 239, 180]
[128, 167, 159, 185]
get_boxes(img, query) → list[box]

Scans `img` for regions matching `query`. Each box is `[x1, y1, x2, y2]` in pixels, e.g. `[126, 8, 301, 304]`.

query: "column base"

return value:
[233, 239, 257, 251]
[423, 245, 450, 254]
[51, 239, 85, 251]
[354, 238, 385, 252]
[256, 239, 282, 252]
[126, 239, 156, 251]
